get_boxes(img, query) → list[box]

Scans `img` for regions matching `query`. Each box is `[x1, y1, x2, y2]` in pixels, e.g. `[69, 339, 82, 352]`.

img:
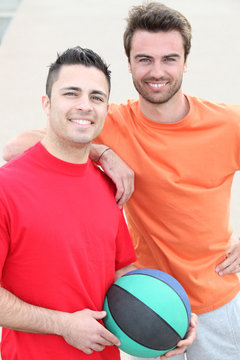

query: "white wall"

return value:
[0, 0, 239, 149]
[0, 0, 240, 354]
[0, 0, 240, 242]
[2, 0, 240, 231]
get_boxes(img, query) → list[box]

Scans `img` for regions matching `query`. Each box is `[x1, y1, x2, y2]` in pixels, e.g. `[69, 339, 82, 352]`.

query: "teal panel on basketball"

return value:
[103, 268, 191, 358]
[114, 273, 188, 337]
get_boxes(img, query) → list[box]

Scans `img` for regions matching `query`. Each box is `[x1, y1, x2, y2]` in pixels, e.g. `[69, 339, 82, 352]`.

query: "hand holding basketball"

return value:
[160, 313, 198, 359]
[59, 309, 120, 354]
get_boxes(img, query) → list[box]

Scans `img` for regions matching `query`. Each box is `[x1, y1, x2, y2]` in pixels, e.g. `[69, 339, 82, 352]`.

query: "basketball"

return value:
[103, 268, 191, 358]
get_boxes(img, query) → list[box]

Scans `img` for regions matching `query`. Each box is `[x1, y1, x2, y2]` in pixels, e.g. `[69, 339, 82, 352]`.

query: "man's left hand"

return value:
[160, 313, 198, 359]
[216, 235, 240, 276]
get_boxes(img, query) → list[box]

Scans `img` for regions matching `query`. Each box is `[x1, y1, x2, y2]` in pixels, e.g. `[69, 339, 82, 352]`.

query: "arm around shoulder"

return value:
[90, 143, 135, 208]
[3, 128, 47, 162]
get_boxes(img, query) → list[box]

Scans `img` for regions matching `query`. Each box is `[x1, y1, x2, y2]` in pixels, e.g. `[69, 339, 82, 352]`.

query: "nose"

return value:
[149, 61, 164, 79]
[75, 96, 93, 112]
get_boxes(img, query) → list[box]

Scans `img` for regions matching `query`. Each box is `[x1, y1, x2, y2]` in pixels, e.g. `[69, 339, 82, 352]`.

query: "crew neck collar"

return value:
[135, 94, 194, 129]
[33, 142, 91, 177]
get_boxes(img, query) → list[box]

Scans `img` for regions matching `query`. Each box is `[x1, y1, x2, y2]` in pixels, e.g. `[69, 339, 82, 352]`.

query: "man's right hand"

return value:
[59, 309, 120, 354]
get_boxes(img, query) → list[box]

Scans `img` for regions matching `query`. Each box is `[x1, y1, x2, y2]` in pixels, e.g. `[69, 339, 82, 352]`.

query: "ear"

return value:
[128, 61, 132, 74]
[42, 95, 50, 116]
[183, 58, 188, 73]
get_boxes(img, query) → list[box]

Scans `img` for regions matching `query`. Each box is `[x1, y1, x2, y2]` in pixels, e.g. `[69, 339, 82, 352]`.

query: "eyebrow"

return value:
[134, 54, 153, 60]
[163, 53, 181, 59]
[60, 86, 108, 99]
[134, 53, 181, 59]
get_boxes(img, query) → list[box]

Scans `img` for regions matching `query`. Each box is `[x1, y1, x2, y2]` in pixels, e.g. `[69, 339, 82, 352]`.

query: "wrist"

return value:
[97, 147, 111, 162]
[90, 144, 110, 162]
[53, 311, 70, 337]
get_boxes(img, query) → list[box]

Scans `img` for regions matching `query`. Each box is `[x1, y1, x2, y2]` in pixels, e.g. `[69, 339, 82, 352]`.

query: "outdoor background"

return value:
[1, 0, 240, 231]
[0, 0, 240, 358]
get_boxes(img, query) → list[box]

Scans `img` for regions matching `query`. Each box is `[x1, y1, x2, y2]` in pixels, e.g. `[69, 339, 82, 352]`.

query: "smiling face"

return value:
[42, 64, 109, 161]
[129, 30, 187, 105]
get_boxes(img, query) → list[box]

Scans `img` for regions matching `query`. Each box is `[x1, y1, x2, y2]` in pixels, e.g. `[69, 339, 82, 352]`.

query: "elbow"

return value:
[2, 144, 17, 162]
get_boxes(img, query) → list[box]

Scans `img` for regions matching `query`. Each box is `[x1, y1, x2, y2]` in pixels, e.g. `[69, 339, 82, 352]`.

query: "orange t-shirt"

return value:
[96, 95, 240, 314]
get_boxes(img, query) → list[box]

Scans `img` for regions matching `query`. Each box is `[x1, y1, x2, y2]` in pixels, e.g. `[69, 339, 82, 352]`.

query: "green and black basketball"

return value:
[103, 268, 191, 358]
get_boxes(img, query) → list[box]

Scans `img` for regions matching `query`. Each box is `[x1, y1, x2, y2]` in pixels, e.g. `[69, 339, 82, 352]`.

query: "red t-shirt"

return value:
[0, 142, 136, 359]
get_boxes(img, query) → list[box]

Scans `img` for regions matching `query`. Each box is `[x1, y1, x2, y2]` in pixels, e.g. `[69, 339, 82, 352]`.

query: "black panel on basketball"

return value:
[106, 284, 181, 350]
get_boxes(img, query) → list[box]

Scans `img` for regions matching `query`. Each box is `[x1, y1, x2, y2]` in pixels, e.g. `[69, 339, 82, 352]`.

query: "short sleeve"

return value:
[115, 209, 136, 271]
[0, 198, 10, 281]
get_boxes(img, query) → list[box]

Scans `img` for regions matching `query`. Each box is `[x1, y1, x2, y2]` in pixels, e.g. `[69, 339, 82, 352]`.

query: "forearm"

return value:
[3, 128, 46, 162]
[115, 264, 137, 280]
[90, 143, 134, 208]
[0, 286, 65, 336]
[0, 286, 120, 353]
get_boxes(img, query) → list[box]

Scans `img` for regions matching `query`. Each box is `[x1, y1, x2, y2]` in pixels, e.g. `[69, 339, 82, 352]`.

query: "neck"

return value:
[41, 136, 90, 164]
[139, 90, 189, 124]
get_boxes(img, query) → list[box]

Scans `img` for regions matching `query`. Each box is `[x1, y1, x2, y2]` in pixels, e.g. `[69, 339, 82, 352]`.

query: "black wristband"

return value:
[97, 147, 111, 162]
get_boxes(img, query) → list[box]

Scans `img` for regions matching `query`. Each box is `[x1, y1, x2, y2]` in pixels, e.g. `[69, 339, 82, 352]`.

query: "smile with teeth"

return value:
[70, 119, 92, 125]
[147, 82, 167, 88]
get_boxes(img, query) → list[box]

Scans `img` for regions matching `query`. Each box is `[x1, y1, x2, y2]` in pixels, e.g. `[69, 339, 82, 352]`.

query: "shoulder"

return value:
[89, 162, 118, 208]
[189, 95, 240, 117]
[104, 99, 139, 130]
[187, 95, 240, 129]
[96, 100, 139, 145]
[108, 99, 139, 118]
[0, 143, 39, 182]
[90, 162, 116, 192]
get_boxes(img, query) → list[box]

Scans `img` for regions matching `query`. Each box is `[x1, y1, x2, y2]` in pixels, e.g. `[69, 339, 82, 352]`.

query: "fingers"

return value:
[115, 175, 134, 208]
[160, 348, 186, 359]
[114, 180, 125, 208]
[189, 312, 198, 328]
[216, 244, 240, 275]
[62, 309, 120, 354]
[81, 343, 105, 355]
[98, 336, 118, 347]
[92, 310, 107, 320]
[218, 261, 240, 275]
[81, 331, 120, 354]
[83, 337, 115, 355]
[85, 330, 120, 354]
[98, 148, 135, 208]
[101, 328, 121, 346]
[90, 343, 106, 352]
[82, 347, 93, 355]
[177, 326, 195, 347]
[160, 313, 198, 359]
[91, 310, 120, 346]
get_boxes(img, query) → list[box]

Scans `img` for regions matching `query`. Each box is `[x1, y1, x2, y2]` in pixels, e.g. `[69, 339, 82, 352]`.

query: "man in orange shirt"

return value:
[3, 2, 240, 360]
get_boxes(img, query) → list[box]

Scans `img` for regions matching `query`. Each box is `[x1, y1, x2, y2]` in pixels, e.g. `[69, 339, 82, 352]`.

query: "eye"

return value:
[64, 91, 77, 97]
[139, 57, 151, 63]
[164, 57, 176, 62]
[92, 95, 104, 102]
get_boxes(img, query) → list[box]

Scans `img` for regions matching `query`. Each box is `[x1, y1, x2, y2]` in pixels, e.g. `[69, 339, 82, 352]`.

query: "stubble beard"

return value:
[132, 76, 183, 105]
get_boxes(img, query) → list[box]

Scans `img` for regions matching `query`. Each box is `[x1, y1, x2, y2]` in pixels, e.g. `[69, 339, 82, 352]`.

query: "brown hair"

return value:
[123, 2, 192, 61]
[46, 46, 111, 98]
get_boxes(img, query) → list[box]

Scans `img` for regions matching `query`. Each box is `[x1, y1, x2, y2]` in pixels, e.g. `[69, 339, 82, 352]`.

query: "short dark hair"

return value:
[123, 2, 192, 61]
[46, 46, 111, 98]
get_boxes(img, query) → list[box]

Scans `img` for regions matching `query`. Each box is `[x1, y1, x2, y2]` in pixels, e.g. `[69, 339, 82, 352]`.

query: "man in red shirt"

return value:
[0, 46, 137, 360]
